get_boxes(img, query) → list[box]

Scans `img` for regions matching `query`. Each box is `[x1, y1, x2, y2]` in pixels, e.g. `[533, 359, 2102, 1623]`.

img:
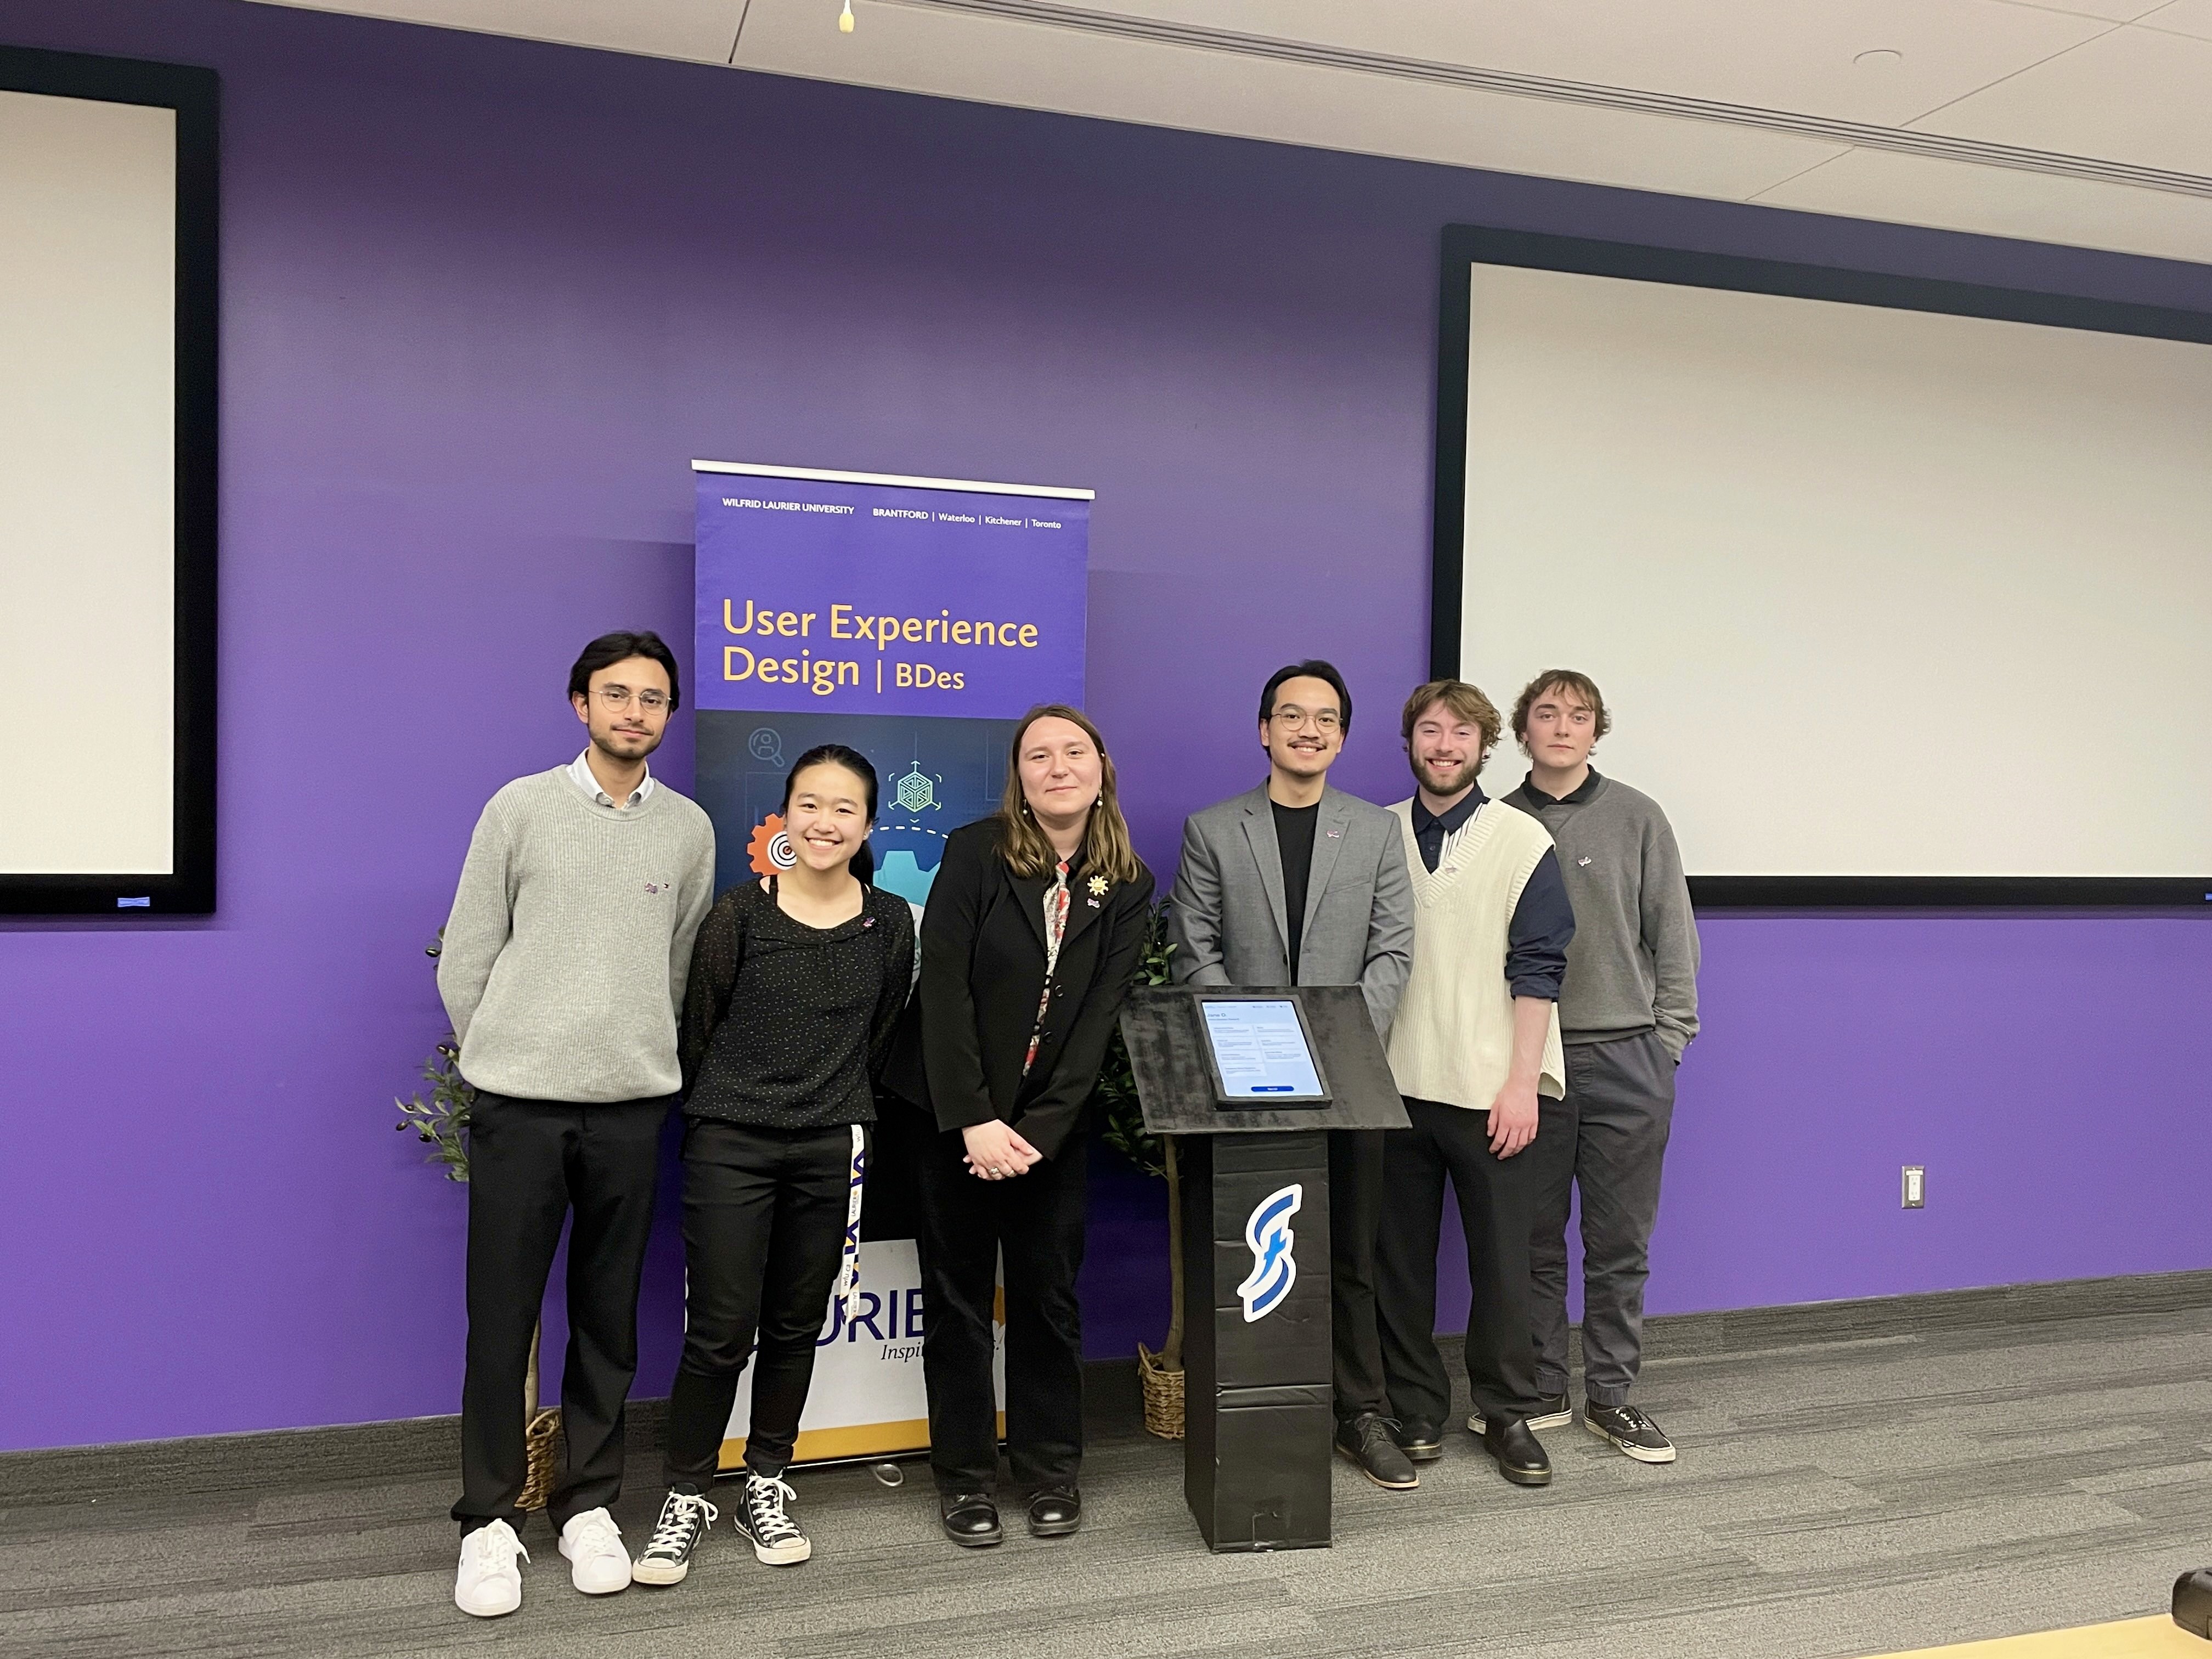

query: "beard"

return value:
[1413, 752, 1481, 797]
[593, 724, 662, 759]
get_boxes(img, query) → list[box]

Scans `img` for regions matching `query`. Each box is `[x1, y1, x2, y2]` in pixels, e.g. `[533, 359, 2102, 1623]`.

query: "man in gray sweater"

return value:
[1504, 670, 1699, 1466]
[438, 631, 715, 1620]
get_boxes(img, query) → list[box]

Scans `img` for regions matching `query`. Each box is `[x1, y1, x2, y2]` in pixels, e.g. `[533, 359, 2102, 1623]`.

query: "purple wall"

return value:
[2, 0, 2207, 1453]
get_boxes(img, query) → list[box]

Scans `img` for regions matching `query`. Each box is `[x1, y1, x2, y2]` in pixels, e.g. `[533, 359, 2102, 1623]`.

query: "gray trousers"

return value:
[1528, 1031, 1675, 1408]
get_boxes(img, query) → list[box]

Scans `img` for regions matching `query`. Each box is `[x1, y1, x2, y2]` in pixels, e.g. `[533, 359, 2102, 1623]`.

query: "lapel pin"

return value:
[1326, 829, 1341, 839]
[1087, 874, 1110, 896]
[1577, 856, 1592, 866]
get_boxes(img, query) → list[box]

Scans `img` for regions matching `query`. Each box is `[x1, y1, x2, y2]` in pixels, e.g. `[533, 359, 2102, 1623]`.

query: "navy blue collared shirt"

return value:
[1409, 786, 1575, 1002]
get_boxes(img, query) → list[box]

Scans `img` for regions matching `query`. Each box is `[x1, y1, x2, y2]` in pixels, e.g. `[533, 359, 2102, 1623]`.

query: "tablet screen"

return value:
[1199, 998, 1328, 1104]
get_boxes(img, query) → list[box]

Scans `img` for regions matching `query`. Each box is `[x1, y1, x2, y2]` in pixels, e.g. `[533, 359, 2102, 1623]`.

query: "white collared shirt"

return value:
[568, 748, 656, 810]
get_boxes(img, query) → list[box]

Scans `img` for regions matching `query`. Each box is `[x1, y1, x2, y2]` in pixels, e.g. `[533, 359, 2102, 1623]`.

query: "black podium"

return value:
[1118, 984, 1408, 1552]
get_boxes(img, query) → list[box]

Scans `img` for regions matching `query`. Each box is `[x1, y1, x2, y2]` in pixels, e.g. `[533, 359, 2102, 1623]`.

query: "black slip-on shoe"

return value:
[1468, 1393, 1571, 1435]
[939, 1491, 1002, 1548]
[1026, 1486, 1081, 1538]
[1390, 1419, 1444, 1463]
[1480, 1417, 1553, 1487]
[1583, 1402, 1677, 1464]
[1335, 1413, 1419, 1489]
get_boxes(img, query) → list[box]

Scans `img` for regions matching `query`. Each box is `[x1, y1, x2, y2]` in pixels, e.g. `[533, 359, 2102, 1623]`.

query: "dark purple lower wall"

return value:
[2, 0, 2206, 1453]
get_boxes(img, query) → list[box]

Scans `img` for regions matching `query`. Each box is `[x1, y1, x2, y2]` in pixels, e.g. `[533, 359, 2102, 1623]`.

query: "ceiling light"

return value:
[1853, 48, 1902, 65]
[840, 0, 855, 31]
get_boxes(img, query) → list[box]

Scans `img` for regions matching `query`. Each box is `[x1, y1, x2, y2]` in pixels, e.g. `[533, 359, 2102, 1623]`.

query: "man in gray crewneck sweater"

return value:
[439, 631, 714, 1621]
[1504, 670, 1699, 1468]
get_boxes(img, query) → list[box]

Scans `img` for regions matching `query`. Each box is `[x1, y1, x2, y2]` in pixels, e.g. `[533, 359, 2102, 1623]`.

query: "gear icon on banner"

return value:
[894, 761, 941, 814]
[748, 814, 797, 877]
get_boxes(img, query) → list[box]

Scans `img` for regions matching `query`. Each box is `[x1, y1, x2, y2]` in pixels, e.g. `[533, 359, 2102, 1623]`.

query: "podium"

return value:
[1118, 984, 1409, 1552]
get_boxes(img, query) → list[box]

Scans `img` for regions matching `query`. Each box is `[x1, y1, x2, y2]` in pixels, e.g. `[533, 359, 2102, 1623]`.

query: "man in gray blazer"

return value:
[1167, 659, 1419, 1490]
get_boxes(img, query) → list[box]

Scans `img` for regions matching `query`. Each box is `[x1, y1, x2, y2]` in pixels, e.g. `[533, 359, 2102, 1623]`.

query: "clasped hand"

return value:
[962, 1120, 1042, 1180]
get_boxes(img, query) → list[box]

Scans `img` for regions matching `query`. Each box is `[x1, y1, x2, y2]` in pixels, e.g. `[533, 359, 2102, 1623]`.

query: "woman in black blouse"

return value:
[884, 703, 1154, 1547]
[634, 744, 913, 1585]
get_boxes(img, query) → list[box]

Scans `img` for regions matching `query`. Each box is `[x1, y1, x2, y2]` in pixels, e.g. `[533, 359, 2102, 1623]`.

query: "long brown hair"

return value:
[994, 704, 1143, 885]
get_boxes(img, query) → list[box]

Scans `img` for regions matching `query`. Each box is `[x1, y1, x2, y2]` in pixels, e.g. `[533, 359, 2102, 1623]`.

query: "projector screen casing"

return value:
[0, 47, 217, 915]
[1433, 226, 2212, 909]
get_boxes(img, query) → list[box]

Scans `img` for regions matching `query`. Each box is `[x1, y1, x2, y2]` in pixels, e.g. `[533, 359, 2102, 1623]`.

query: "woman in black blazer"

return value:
[883, 703, 1154, 1548]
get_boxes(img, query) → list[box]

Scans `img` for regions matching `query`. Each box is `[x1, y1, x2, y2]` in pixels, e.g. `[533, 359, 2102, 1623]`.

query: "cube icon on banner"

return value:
[895, 763, 940, 814]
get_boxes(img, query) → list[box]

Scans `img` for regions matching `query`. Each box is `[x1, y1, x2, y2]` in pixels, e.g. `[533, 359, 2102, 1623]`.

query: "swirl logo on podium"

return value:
[1236, 1183, 1302, 1323]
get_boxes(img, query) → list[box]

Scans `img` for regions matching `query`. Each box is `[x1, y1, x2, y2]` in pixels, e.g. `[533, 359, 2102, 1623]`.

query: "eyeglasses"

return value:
[1269, 705, 1341, 733]
[593, 685, 669, 713]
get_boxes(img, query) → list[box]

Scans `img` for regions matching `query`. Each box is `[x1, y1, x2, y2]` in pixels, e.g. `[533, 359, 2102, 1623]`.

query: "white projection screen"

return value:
[0, 49, 216, 913]
[1435, 228, 2212, 906]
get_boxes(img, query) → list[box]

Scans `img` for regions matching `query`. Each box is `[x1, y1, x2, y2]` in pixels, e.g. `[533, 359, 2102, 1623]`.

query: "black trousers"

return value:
[911, 1105, 1088, 1494]
[453, 1092, 669, 1534]
[662, 1119, 859, 1485]
[1327, 1126, 1389, 1423]
[1376, 1097, 1545, 1430]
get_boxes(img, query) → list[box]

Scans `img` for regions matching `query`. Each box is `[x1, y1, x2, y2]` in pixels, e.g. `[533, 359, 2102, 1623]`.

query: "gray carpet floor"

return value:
[8, 1304, 2212, 1659]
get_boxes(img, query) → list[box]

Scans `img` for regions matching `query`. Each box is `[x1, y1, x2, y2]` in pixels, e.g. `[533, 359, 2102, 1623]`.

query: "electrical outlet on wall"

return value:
[1902, 1165, 1925, 1209]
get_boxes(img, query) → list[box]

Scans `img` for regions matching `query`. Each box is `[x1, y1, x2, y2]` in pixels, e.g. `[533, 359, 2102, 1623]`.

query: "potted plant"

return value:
[394, 935, 562, 1507]
[1094, 902, 1185, 1438]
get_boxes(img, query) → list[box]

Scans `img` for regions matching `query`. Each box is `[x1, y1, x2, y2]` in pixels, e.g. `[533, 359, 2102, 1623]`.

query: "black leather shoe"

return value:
[939, 1491, 1002, 1547]
[1390, 1419, 1444, 1463]
[2174, 1568, 2212, 1638]
[1481, 1417, 1553, 1487]
[1334, 1413, 1419, 1489]
[1026, 1486, 1081, 1538]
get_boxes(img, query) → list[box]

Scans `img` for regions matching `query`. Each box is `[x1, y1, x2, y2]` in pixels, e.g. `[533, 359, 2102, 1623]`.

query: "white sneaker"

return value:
[557, 1507, 632, 1595]
[454, 1519, 528, 1618]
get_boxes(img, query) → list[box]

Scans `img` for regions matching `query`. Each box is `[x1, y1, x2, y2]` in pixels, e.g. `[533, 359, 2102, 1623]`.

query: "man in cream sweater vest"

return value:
[1375, 679, 1575, 1488]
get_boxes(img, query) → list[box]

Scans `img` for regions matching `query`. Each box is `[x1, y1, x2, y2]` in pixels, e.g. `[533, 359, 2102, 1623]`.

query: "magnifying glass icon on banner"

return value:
[748, 727, 785, 767]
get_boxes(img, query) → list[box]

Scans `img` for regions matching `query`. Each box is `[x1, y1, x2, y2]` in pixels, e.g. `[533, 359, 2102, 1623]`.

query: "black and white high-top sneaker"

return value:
[631, 1489, 718, 1585]
[735, 1472, 811, 1566]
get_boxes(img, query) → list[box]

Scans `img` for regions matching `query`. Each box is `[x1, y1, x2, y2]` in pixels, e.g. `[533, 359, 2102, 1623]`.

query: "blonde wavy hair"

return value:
[994, 703, 1143, 885]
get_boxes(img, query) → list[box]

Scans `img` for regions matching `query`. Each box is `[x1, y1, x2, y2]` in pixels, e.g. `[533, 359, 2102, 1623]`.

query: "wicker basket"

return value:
[1136, 1344, 1184, 1441]
[517, 1407, 563, 1511]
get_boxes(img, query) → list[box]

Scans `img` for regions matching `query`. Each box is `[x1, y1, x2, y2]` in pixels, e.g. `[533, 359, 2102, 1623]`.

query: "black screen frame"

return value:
[1434, 224, 2212, 910]
[0, 46, 218, 916]
[1194, 991, 1334, 1109]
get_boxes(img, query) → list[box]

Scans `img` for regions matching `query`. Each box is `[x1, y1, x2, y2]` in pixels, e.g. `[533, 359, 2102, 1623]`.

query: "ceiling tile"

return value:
[1068, 0, 2110, 127]
[1912, 24, 2212, 173]
[1990, 0, 2172, 18]
[242, 1, 746, 63]
[736, 0, 1843, 200]
[2136, 0, 2212, 40]
[239, 1, 2212, 267]
[1754, 146, 2212, 262]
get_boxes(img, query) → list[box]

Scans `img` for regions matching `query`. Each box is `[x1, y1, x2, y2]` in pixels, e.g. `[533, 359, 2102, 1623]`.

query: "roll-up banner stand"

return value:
[691, 460, 1092, 1467]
